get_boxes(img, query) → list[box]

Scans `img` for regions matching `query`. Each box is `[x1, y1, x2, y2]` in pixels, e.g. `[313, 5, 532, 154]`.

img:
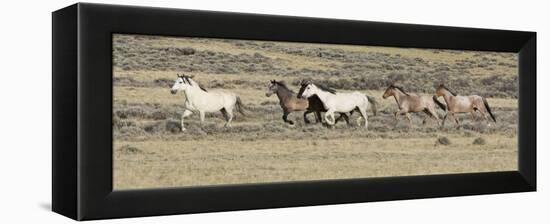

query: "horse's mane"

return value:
[181, 75, 207, 92]
[442, 85, 457, 96]
[392, 85, 410, 96]
[273, 81, 294, 93]
[315, 83, 337, 94]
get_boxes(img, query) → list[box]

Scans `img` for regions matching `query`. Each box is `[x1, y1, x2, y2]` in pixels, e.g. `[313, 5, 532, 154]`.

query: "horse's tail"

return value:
[432, 96, 446, 111]
[482, 97, 496, 122]
[235, 96, 246, 116]
[366, 95, 377, 116]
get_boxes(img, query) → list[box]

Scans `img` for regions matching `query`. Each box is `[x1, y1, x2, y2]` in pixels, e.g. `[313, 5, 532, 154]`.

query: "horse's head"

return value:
[435, 84, 454, 97]
[382, 84, 396, 99]
[266, 80, 279, 97]
[170, 74, 194, 94]
[297, 80, 312, 98]
[298, 83, 317, 99]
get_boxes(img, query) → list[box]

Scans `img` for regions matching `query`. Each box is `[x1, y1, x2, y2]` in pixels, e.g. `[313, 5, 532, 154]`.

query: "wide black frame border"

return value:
[52, 3, 536, 221]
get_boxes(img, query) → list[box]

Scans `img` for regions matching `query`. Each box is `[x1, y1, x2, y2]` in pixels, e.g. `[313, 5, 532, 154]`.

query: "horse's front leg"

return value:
[394, 109, 407, 125]
[405, 113, 412, 126]
[315, 111, 322, 123]
[449, 112, 460, 129]
[427, 108, 441, 126]
[180, 109, 193, 132]
[324, 110, 336, 126]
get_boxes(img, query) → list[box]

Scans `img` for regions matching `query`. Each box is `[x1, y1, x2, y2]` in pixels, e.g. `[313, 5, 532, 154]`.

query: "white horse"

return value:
[298, 82, 372, 128]
[170, 74, 245, 131]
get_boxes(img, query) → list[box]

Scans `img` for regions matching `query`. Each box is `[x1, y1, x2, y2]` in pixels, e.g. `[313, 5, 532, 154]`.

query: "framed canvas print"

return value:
[52, 3, 536, 221]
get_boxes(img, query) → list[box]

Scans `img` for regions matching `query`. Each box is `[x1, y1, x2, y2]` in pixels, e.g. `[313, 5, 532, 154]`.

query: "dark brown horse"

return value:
[266, 80, 349, 125]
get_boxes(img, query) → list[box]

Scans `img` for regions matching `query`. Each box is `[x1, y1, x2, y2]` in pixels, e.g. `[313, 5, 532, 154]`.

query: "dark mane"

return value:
[315, 83, 337, 94]
[274, 81, 294, 93]
[442, 85, 457, 96]
[181, 74, 207, 92]
[191, 79, 208, 92]
[199, 86, 208, 92]
[393, 85, 410, 96]
[183, 76, 193, 86]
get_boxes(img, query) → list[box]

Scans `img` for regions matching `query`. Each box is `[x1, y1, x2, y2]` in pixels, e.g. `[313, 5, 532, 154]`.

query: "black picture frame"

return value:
[52, 3, 536, 221]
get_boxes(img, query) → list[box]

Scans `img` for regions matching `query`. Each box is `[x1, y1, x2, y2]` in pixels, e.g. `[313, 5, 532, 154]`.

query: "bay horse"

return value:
[298, 81, 376, 128]
[266, 80, 349, 125]
[382, 84, 446, 125]
[435, 84, 496, 128]
[170, 74, 246, 131]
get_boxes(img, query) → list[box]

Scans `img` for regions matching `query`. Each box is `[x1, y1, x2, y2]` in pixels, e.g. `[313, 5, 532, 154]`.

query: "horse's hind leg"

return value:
[449, 112, 460, 129]
[425, 108, 441, 126]
[476, 109, 493, 127]
[358, 108, 368, 128]
[198, 111, 206, 127]
[224, 109, 234, 128]
[476, 107, 490, 121]
[471, 108, 480, 121]
[220, 108, 229, 121]
[283, 111, 294, 125]
[334, 113, 350, 125]
[343, 113, 350, 125]
[441, 113, 448, 127]
[303, 111, 313, 124]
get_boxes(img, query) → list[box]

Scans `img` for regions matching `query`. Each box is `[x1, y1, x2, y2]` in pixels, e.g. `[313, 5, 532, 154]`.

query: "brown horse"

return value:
[266, 80, 349, 125]
[435, 84, 496, 127]
[382, 84, 446, 125]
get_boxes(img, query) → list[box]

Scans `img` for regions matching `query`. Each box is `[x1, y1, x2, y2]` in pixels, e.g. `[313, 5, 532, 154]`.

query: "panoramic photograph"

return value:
[112, 34, 518, 189]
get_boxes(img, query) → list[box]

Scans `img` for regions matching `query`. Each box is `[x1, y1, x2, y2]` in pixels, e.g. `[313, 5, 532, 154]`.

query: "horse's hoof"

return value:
[181, 128, 187, 132]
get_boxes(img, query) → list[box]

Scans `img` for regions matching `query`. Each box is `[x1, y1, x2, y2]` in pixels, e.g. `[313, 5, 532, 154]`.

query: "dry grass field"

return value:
[113, 34, 518, 189]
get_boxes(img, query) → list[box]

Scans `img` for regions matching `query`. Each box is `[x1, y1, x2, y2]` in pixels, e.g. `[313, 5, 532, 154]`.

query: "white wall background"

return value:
[0, 0, 546, 223]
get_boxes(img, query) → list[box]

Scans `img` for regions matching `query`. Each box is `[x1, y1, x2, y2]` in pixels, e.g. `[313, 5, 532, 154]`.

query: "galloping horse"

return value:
[298, 81, 376, 128]
[266, 80, 349, 125]
[170, 74, 246, 131]
[382, 84, 446, 125]
[435, 84, 496, 127]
